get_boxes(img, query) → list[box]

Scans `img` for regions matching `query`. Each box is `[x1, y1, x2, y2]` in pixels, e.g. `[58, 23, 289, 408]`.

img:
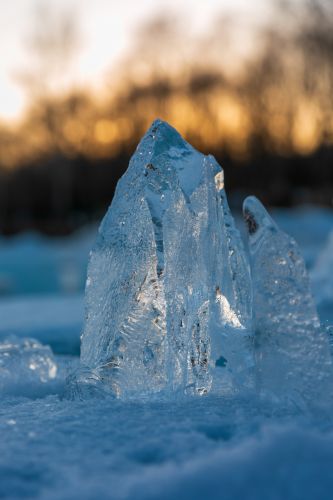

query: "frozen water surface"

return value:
[0, 122, 333, 499]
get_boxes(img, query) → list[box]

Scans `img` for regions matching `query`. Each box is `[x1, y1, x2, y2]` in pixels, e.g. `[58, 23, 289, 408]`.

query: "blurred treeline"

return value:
[0, 0, 332, 235]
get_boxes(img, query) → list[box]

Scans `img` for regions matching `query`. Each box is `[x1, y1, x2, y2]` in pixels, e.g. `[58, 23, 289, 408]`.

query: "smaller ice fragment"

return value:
[243, 196, 333, 406]
[0, 336, 57, 396]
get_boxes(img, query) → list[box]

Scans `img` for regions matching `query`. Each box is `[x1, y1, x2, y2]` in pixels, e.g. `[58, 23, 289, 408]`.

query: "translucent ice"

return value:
[243, 196, 333, 406]
[0, 336, 57, 396]
[79, 119, 253, 398]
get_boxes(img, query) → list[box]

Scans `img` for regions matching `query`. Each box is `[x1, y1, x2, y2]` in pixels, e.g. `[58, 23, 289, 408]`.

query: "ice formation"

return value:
[79, 119, 253, 398]
[74, 120, 332, 403]
[243, 196, 333, 405]
[0, 336, 57, 396]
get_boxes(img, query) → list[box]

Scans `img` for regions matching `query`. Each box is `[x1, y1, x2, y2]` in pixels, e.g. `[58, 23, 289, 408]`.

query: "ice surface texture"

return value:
[243, 197, 333, 406]
[80, 120, 253, 398]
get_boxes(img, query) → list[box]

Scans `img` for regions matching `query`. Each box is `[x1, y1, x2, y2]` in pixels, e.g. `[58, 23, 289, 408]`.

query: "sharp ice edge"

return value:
[69, 120, 332, 405]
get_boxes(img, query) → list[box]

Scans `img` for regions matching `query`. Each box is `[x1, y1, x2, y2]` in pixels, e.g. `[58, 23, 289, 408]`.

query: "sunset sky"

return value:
[0, 0, 273, 122]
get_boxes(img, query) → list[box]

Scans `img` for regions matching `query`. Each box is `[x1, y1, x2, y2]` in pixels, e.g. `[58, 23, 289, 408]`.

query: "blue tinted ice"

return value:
[243, 196, 333, 405]
[79, 120, 253, 398]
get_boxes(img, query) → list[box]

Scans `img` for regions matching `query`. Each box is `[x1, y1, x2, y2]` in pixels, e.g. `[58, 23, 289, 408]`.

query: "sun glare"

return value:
[0, 83, 25, 123]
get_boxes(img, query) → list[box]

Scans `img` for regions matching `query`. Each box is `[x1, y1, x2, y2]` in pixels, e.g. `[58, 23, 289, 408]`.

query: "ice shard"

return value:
[79, 119, 253, 398]
[243, 196, 333, 405]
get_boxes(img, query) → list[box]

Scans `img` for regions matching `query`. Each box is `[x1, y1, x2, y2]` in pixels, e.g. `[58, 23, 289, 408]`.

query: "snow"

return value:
[0, 226, 95, 296]
[0, 209, 331, 499]
[0, 196, 332, 498]
[0, 294, 83, 355]
[1, 394, 333, 499]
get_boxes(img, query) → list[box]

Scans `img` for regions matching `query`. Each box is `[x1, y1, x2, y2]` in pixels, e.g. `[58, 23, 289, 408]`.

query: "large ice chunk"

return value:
[79, 119, 253, 398]
[243, 196, 333, 406]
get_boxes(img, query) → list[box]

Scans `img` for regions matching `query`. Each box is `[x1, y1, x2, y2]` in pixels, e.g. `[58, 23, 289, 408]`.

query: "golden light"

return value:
[63, 119, 86, 144]
[216, 95, 244, 136]
[292, 102, 321, 155]
[94, 119, 118, 144]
